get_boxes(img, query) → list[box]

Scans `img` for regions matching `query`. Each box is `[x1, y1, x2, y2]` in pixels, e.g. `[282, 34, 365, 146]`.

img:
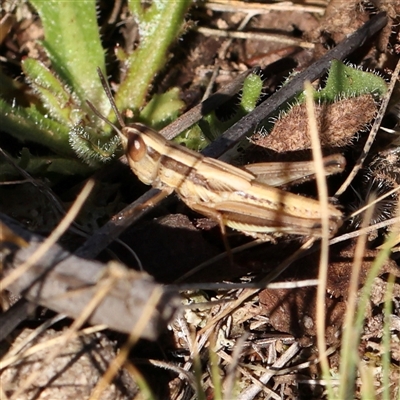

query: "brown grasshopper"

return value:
[89, 80, 344, 241]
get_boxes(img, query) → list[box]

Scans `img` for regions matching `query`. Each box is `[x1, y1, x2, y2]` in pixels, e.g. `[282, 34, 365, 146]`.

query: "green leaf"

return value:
[317, 59, 387, 102]
[1, 1, 194, 178]
[139, 88, 184, 130]
[115, 0, 192, 114]
[29, 0, 108, 114]
[0, 98, 74, 157]
[199, 72, 263, 141]
[174, 125, 209, 152]
[68, 125, 121, 167]
[22, 58, 84, 125]
[0, 148, 92, 180]
[240, 73, 263, 113]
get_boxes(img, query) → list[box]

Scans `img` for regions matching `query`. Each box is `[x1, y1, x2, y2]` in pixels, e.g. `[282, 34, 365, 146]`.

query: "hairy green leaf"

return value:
[29, 0, 108, 113]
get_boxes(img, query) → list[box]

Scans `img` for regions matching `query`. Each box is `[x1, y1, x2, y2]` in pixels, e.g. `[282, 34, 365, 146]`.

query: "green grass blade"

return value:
[29, 0, 108, 113]
[382, 274, 395, 400]
[0, 98, 73, 157]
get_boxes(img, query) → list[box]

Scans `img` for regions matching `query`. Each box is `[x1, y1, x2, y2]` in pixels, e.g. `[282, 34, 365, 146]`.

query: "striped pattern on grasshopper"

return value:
[119, 123, 343, 240]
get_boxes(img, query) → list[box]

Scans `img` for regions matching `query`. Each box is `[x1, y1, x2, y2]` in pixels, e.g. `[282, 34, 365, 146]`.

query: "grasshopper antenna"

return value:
[86, 99, 125, 140]
[86, 68, 126, 139]
[96, 67, 126, 128]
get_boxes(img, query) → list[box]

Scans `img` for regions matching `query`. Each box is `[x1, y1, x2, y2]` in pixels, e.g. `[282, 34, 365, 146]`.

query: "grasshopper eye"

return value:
[127, 133, 147, 161]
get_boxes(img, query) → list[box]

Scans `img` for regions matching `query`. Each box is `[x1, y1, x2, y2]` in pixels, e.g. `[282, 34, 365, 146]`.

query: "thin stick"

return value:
[197, 27, 314, 49]
[205, 0, 325, 15]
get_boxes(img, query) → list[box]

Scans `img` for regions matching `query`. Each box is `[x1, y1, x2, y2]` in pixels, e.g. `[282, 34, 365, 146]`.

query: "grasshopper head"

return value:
[122, 123, 163, 186]
[89, 69, 165, 186]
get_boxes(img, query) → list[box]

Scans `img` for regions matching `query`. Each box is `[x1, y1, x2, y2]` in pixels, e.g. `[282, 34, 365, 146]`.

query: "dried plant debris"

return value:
[307, 0, 400, 56]
[258, 241, 400, 344]
[251, 60, 388, 153]
[259, 286, 346, 346]
[253, 94, 378, 152]
[306, 0, 370, 57]
[370, 0, 400, 52]
[0, 212, 180, 341]
[349, 148, 400, 235]
[0, 328, 138, 399]
[1, 3, 400, 399]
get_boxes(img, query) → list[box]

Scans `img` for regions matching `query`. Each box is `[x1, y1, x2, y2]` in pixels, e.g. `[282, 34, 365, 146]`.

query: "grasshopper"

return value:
[119, 124, 343, 239]
[90, 78, 343, 241]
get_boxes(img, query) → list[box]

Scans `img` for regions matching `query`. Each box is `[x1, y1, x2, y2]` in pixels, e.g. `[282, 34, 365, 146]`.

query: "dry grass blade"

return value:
[337, 200, 375, 398]
[304, 80, 333, 395]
